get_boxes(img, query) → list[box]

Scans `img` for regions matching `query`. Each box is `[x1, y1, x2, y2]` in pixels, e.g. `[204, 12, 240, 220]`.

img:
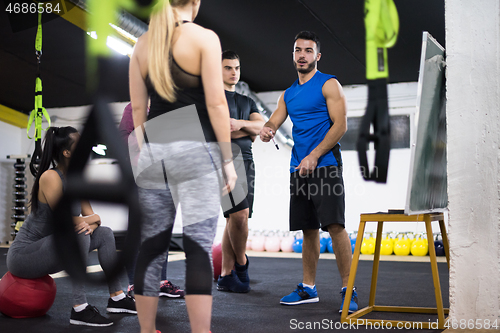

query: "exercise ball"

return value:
[0, 272, 57, 318]
[212, 242, 222, 281]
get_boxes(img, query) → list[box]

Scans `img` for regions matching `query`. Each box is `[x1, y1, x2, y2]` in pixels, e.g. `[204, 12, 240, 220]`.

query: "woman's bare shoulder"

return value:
[39, 169, 59, 182]
[183, 24, 219, 45]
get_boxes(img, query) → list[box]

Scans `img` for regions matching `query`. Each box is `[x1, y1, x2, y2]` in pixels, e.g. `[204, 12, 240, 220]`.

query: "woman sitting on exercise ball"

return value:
[6, 126, 136, 327]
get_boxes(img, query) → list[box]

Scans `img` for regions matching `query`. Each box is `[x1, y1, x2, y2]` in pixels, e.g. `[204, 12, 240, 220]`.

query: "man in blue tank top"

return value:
[259, 31, 358, 314]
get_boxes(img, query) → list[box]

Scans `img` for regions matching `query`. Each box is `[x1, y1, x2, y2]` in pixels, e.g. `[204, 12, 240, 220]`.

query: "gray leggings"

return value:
[133, 141, 220, 296]
[7, 226, 122, 305]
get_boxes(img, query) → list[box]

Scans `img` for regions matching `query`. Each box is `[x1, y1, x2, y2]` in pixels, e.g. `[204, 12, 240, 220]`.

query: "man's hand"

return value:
[230, 118, 243, 132]
[296, 154, 319, 176]
[259, 126, 275, 142]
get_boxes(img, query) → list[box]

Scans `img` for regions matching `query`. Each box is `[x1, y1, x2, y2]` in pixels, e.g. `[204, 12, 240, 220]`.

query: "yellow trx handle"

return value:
[365, 0, 399, 80]
[26, 80, 51, 140]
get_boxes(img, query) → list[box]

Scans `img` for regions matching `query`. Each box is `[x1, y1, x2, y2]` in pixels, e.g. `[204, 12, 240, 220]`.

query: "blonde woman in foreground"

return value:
[129, 0, 236, 333]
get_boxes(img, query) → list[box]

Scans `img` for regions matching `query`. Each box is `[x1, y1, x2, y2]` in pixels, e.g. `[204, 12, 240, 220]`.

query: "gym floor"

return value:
[0, 246, 449, 333]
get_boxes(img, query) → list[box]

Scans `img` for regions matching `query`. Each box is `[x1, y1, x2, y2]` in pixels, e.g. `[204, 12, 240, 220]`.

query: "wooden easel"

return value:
[340, 212, 449, 329]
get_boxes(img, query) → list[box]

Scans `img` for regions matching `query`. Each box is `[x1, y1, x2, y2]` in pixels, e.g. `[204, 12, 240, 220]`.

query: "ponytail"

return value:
[30, 126, 78, 213]
[148, 0, 191, 102]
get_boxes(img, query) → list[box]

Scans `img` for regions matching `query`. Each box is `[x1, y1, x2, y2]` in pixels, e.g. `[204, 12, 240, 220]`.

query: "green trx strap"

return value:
[28, 11, 51, 177]
[357, 0, 399, 183]
[364, 0, 399, 80]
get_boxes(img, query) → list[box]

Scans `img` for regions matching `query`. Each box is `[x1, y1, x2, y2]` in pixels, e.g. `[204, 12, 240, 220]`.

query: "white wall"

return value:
[445, 0, 500, 322]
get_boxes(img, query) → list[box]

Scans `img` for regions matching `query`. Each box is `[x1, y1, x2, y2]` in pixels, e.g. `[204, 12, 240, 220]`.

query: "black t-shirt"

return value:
[225, 90, 260, 160]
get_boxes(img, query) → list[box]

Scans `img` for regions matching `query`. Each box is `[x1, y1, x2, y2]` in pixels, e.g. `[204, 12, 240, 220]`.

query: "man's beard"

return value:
[294, 60, 316, 74]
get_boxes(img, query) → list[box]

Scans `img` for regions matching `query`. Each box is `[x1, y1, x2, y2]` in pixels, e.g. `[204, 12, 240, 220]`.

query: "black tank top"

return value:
[147, 30, 217, 143]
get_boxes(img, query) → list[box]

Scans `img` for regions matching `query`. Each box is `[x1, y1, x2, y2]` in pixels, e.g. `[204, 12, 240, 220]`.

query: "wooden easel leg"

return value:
[438, 219, 450, 270]
[369, 221, 383, 307]
[342, 221, 366, 321]
[425, 215, 445, 329]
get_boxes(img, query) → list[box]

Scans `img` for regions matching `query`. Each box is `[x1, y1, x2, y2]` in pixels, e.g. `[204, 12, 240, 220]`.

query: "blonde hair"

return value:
[148, 0, 191, 102]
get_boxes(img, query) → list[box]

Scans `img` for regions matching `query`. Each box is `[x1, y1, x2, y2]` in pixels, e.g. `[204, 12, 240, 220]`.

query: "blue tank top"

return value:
[284, 71, 342, 173]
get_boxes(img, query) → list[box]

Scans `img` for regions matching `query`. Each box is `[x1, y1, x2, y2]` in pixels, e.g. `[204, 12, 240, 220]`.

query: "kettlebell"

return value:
[380, 233, 394, 255]
[251, 230, 266, 252]
[264, 231, 281, 252]
[292, 238, 303, 253]
[320, 232, 329, 253]
[406, 232, 416, 247]
[394, 233, 411, 256]
[280, 231, 295, 252]
[326, 237, 334, 254]
[292, 231, 303, 253]
[350, 232, 357, 254]
[361, 232, 375, 255]
[434, 233, 445, 256]
[411, 233, 428, 256]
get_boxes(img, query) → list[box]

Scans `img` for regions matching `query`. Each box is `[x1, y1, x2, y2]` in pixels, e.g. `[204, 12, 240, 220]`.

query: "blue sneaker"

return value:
[339, 286, 358, 314]
[280, 283, 319, 305]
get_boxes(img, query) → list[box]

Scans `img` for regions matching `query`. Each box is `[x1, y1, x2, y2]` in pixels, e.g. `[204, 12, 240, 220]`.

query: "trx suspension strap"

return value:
[52, 0, 163, 285]
[27, 11, 51, 177]
[357, 0, 398, 183]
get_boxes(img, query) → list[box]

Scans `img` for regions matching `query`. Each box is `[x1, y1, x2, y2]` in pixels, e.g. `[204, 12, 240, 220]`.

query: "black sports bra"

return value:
[171, 57, 201, 89]
[160, 20, 201, 89]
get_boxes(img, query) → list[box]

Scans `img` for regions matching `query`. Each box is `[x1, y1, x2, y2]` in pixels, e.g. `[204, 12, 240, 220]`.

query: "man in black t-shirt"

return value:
[217, 50, 265, 293]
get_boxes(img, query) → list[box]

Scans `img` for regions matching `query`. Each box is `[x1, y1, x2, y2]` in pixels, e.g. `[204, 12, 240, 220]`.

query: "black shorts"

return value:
[289, 166, 345, 231]
[223, 159, 255, 218]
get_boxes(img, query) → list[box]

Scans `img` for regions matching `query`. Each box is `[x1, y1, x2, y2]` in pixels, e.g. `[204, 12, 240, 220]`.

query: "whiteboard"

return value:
[405, 32, 447, 215]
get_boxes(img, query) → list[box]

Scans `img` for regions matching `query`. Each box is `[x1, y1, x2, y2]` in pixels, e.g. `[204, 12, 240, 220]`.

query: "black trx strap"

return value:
[52, 0, 163, 284]
[357, 79, 391, 182]
[357, 0, 398, 183]
[53, 88, 142, 284]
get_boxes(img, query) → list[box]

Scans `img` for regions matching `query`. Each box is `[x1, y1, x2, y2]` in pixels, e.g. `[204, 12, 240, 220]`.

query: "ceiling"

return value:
[0, 0, 445, 115]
